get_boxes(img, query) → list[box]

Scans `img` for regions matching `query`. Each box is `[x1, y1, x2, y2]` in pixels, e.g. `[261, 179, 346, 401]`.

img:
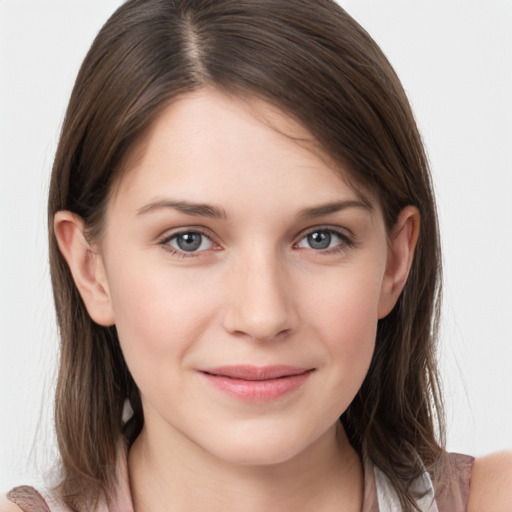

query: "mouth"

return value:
[199, 365, 314, 401]
[202, 365, 312, 380]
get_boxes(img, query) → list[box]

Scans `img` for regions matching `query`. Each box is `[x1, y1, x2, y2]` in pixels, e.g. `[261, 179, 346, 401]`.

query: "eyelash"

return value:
[158, 227, 218, 259]
[295, 227, 356, 255]
[158, 226, 355, 258]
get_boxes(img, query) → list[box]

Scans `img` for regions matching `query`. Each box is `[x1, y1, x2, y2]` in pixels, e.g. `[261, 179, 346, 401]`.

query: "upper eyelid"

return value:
[158, 229, 219, 258]
[157, 225, 355, 249]
[296, 225, 354, 240]
[158, 226, 217, 244]
[294, 226, 358, 252]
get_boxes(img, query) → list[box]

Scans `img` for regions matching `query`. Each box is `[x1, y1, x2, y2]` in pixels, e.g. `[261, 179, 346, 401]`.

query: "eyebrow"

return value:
[136, 198, 372, 220]
[136, 199, 228, 219]
[297, 200, 373, 219]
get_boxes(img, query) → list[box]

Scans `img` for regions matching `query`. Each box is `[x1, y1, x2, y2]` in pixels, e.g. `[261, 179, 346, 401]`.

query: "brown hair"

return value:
[48, 0, 444, 510]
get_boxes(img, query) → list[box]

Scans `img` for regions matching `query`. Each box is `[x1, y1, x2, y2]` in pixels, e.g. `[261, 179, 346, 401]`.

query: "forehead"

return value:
[111, 89, 374, 212]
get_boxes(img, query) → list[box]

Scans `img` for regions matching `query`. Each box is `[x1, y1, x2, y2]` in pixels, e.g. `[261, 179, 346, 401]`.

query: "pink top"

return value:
[7, 451, 474, 512]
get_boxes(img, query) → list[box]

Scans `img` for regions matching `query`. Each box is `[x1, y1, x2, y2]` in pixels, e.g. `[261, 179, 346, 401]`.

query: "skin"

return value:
[2, 455, 512, 512]
[60, 90, 419, 511]
[0, 88, 502, 512]
[1, 92, 510, 512]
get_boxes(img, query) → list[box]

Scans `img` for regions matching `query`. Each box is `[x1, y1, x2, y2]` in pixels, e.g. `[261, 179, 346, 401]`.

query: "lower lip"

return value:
[200, 371, 312, 402]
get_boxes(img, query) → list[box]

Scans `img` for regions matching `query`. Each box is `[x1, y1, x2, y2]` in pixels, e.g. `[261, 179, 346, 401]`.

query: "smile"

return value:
[199, 365, 314, 402]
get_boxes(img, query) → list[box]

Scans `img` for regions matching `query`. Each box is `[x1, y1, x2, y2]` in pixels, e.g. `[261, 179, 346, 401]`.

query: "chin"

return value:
[200, 422, 325, 468]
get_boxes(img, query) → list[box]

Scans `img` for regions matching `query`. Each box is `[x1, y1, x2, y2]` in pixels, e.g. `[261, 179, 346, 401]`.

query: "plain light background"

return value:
[1, 0, 511, 492]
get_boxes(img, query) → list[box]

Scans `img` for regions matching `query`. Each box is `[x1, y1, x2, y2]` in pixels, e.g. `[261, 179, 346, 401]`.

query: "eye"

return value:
[164, 231, 215, 253]
[296, 229, 350, 251]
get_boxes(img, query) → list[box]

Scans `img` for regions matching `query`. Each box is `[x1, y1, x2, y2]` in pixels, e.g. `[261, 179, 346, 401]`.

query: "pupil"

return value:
[308, 231, 331, 250]
[177, 233, 202, 251]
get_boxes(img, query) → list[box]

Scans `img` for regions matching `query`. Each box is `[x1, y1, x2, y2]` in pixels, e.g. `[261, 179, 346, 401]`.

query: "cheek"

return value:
[105, 260, 218, 384]
[306, 262, 383, 339]
[301, 264, 383, 394]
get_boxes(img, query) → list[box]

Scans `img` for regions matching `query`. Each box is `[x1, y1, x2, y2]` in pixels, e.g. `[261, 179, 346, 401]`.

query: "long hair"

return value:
[48, 1, 444, 510]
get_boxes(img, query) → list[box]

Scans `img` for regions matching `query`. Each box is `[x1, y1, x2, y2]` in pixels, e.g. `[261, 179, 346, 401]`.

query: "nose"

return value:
[222, 250, 297, 342]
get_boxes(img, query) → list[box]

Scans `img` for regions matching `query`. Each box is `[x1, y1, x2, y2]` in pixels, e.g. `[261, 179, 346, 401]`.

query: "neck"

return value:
[128, 422, 363, 512]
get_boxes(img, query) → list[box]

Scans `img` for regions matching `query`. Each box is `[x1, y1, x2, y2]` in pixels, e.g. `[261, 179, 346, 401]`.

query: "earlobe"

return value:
[378, 206, 420, 319]
[53, 211, 115, 326]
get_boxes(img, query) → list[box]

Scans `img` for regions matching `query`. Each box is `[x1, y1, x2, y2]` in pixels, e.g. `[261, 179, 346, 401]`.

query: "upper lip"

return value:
[200, 365, 312, 381]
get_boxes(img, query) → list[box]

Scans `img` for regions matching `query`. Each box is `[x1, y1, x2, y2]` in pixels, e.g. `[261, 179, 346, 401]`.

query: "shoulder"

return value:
[468, 451, 512, 512]
[0, 495, 24, 512]
[0, 486, 51, 512]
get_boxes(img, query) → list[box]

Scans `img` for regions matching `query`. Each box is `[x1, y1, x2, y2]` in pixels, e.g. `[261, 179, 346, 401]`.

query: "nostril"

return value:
[222, 301, 295, 342]
[222, 260, 297, 341]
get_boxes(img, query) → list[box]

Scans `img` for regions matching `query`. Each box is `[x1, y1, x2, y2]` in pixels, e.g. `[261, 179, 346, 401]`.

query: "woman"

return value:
[2, 0, 511, 511]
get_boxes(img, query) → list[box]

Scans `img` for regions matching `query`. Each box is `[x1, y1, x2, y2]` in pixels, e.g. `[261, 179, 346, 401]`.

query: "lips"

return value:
[202, 365, 311, 380]
[199, 365, 313, 401]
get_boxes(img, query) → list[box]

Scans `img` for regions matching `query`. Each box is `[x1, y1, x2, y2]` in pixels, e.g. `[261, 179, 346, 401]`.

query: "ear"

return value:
[378, 206, 420, 319]
[54, 211, 115, 326]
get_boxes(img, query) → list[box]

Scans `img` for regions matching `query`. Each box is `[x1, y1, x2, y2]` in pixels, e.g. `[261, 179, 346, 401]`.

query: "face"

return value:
[92, 90, 399, 466]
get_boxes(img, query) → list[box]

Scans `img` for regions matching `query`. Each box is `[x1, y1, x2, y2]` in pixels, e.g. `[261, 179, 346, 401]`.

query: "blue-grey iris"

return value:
[308, 231, 331, 250]
[176, 232, 202, 251]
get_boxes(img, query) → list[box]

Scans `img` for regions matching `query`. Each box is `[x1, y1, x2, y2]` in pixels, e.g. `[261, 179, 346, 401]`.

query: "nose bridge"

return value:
[224, 245, 295, 341]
